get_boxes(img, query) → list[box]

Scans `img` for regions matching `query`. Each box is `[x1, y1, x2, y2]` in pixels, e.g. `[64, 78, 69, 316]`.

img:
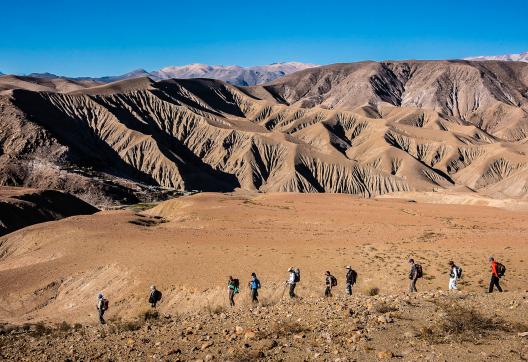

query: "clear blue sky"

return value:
[1, 0, 527, 76]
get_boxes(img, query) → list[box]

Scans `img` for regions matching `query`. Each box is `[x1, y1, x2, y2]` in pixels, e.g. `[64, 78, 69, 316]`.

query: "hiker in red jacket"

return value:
[488, 256, 503, 293]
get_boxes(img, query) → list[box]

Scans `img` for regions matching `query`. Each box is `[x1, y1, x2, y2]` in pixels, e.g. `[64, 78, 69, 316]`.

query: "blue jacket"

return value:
[250, 277, 261, 290]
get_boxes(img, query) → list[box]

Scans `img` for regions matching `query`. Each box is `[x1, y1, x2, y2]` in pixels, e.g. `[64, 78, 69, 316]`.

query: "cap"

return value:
[345, 265, 352, 269]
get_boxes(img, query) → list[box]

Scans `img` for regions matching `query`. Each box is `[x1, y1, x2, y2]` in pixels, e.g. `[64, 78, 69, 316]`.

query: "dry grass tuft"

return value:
[365, 287, 380, 296]
[419, 303, 519, 343]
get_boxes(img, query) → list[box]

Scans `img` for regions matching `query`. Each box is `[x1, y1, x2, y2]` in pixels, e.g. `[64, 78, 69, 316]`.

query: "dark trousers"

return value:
[324, 286, 332, 297]
[489, 275, 503, 293]
[289, 283, 296, 298]
[98, 309, 106, 324]
[228, 289, 235, 306]
[251, 289, 259, 303]
[346, 283, 353, 295]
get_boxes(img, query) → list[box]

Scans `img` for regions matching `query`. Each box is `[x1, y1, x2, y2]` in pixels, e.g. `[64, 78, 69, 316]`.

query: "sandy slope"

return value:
[0, 192, 527, 326]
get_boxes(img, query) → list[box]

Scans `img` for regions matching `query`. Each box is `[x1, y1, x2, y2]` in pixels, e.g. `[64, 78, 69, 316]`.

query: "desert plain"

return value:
[1, 191, 528, 360]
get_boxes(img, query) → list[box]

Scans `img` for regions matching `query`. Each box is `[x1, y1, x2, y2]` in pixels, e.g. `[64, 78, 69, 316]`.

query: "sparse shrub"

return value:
[374, 303, 398, 314]
[206, 303, 225, 315]
[419, 303, 515, 343]
[58, 321, 71, 332]
[366, 287, 380, 296]
[144, 309, 159, 321]
[119, 320, 143, 332]
[73, 323, 83, 330]
[32, 322, 49, 337]
[268, 321, 308, 338]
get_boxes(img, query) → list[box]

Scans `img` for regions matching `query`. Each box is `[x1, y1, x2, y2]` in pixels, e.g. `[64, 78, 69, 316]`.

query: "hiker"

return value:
[287, 267, 300, 298]
[148, 285, 162, 308]
[324, 271, 337, 297]
[448, 261, 462, 290]
[227, 276, 239, 306]
[488, 256, 504, 293]
[249, 272, 261, 303]
[345, 265, 357, 295]
[96, 293, 108, 324]
[408, 258, 422, 292]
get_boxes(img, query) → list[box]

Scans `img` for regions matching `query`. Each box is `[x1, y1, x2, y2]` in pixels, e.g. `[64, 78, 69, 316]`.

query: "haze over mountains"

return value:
[1, 60, 528, 206]
[0, 62, 318, 87]
[465, 50, 528, 62]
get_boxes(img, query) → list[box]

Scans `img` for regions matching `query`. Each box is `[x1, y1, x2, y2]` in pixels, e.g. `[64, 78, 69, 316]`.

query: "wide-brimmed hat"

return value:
[345, 265, 352, 269]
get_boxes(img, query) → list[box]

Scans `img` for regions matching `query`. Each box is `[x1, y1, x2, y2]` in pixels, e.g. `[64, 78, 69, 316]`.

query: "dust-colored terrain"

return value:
[1, 61, 528, 206]
[0, 192, 527, 360]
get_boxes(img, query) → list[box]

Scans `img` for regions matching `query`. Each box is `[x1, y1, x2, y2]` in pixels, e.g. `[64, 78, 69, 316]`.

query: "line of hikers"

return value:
[96, 257, 507, 324]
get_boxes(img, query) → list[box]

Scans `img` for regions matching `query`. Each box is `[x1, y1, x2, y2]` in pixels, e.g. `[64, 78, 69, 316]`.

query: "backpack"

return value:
[330, 275, 337, 287]
[103, 299, 109, 311]
[456, 266, 463, 279]
[154, 290, 162, 302]
[233, 278, 240, 289]
[496, 262, 506, 277]
[347, 270, 357, 284]
[415, 264, 423, 278]
[294, 269, 301, 283]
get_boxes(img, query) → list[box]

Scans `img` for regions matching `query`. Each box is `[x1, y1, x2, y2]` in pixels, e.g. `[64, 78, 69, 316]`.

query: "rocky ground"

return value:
[1, 290, 527, 361]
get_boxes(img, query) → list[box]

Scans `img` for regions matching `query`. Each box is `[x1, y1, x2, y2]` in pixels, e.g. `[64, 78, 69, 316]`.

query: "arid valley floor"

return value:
[1, 191, 528, 360]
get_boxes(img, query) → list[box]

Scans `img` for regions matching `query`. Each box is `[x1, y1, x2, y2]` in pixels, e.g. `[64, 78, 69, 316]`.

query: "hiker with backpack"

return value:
[148, 285, 162, 308]
[408, 258, 422, 292]
[324, 271, 337, 297]
[488, 256, 505, 293]
[227, 276, 239, 306]
[345, 265, 357, 295]
[249, 272, 261, 303]
[287, 267, 300, 298]
[96, 293, 108, 324]
[448, 261, 462, 290]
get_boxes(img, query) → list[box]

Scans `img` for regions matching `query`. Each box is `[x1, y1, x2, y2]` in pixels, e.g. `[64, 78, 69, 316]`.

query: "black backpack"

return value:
[330, 275, 337, 287]
[294, 269, 301, 283]
[150, 290, 162, 303]
[456, 266, 463, 279]
[415, 264, 423, 278]
[233, 278, 240, 288]
[496, 263, 506, 277]
[347, 269, 357, 284]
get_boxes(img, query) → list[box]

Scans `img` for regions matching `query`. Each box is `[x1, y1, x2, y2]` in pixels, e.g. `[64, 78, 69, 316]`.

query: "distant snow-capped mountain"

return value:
[465, 51, 528, 62]
[1, 62, 318, 86]
[148, 62, 318, 86]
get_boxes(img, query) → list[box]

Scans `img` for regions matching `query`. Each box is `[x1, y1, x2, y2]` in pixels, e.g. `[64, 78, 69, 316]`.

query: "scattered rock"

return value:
[377, 351, 394, 359]
[201, 341, 214, 350]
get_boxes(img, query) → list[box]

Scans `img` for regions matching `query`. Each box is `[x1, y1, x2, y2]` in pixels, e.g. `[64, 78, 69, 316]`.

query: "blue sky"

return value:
[1, 0, 527, 76]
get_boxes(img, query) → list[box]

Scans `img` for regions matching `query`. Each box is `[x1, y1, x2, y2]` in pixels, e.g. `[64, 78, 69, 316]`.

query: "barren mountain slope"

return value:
[0, 75, 100, 94]
[1, 61, 527, 203]
[260, 60, 528, 141]
[0, 187, 98, 236]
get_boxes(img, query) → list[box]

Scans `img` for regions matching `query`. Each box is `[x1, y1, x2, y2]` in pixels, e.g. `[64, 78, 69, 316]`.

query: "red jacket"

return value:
[491, 261, 498, 277]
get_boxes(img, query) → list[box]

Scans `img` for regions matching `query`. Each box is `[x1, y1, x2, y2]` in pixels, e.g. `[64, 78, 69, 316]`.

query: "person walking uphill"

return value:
[287, 268, 300, 298]
[488, 256, 505, 293]
[324, 271, 337, 297]
[249, 272, 261, 303]
[149, 285, 162, 308]
[345, 266, 357, 295]
[448, 261, 462, 290]
[227, 276, 239, 306]
[408, 258, 422, 293]
[97, 293, 108, 325]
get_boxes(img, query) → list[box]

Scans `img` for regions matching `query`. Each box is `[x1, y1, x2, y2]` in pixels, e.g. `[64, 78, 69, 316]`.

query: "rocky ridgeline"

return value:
[1, 291, 527, 361]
